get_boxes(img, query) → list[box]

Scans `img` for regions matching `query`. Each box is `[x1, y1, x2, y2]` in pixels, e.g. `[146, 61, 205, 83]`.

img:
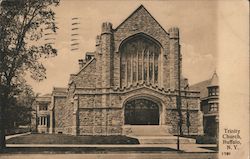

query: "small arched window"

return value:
[120, 35, 161, 87]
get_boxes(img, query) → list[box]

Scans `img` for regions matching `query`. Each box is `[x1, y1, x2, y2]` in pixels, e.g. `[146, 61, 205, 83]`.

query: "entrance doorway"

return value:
[124, 99, 159, 125]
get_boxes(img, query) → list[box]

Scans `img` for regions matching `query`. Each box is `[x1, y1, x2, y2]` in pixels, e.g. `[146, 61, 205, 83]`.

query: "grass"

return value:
[5, 128, 30, 136]
[6, 134, 139, 145]
[4, 134, 182, 154]
[0, 147, 180, 154]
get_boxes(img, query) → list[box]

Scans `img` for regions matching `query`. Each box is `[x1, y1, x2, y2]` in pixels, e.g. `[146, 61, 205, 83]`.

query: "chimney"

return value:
[78, 59, 83, 69]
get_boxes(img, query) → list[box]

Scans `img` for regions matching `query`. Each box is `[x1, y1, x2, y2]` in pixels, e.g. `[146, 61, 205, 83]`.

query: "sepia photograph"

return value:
[0, 0, 248, 159]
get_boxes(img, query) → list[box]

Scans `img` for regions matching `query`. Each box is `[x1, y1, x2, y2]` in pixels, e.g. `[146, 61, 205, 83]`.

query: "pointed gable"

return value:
[190, 72, 219, 98]
[115, 5, 168, 34]
[114, 5, 170, 53]
[208, 72, 219, 87]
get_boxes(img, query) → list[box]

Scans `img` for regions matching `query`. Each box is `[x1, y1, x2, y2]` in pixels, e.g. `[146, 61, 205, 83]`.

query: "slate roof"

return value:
[208, 72, 219, 87]
[189, 79, 210, 99]
[190, 72, 219, 99]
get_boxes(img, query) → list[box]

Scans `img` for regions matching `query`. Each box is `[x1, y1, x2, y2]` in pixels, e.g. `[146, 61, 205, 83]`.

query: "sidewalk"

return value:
[5, 132, 31, 140]
[6, 143, 217, 153]
[0, 153, 219, 159]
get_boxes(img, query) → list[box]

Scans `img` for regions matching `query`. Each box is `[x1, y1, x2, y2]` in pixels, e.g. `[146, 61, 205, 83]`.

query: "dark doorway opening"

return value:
[204, 116, 218, 137]
[124, 99, 159, 125]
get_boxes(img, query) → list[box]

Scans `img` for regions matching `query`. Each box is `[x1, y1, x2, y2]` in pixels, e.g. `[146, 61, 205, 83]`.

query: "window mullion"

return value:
[142, 49, 144, 82]
[125, 48, 127, 87]
[130, 50, 133, 84]
[147, 50, 150, 83]
[153, 48, 155, 84]
[137, 45, 139, 83]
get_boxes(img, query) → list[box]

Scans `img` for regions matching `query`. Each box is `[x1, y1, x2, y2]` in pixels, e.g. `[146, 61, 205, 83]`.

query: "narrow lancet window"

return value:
[120, 36, 160, 87]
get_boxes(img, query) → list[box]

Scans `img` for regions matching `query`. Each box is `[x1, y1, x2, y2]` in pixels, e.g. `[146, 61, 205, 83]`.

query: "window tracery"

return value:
[120, 36, 161, 87]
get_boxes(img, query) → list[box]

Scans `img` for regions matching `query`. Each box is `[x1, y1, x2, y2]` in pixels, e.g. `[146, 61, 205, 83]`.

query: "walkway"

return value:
[6, 143, 217, 153]
[0, 153, 218, 159]
[5, 132, 31, 140]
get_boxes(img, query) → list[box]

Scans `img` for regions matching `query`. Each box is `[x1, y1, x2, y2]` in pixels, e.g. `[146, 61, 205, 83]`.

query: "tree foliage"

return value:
[5, 84, 35, 130]
[0, 0, 60, 148]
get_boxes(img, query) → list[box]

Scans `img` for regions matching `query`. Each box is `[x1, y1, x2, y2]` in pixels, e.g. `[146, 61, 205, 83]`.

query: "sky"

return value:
[27, 0, 218, 94]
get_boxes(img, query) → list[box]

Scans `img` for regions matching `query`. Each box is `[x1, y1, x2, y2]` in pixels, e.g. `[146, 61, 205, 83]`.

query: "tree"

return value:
[0, 0, 60, 149]
[5, 84, 35, 132]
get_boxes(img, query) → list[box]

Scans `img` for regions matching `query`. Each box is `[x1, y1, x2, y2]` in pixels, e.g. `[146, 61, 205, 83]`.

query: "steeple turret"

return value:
[208, 71, 219, 88]
[207, 71, 219, 97]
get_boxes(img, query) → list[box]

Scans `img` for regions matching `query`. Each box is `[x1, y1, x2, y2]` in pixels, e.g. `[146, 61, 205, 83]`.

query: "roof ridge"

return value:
[75, 57, 95, 76]
[189, 79, 210, 88]
[114, 4, 169, 35]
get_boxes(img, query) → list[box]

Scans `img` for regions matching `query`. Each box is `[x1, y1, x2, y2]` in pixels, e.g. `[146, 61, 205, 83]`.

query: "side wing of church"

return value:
[34, 5, 204, 136]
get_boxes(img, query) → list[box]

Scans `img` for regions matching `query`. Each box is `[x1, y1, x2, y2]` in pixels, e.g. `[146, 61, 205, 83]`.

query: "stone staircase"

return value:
[136, 136, 196, 144]
[123, 125, 170, 136]
[123, 125, 196, 144]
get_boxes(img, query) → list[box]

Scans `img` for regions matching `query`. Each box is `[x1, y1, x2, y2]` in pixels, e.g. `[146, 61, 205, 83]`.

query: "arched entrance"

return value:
[124, 98, 159, 125]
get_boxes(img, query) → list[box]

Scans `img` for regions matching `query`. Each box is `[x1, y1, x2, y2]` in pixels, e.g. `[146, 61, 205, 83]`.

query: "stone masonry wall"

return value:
[113, 6, 172, 89]
[78, 95, 95, 108]
[75, 86, 202, 135]
[78, 108, 123, 135]
[164, 94, 202, 135]
[165, 110, 203, 135]
[54, 96, 66, 133]
[57, 86, 74, 135]
[107, 109, 123, 134]
[165, 94, 203, 135]
[73, 59, 97, 88]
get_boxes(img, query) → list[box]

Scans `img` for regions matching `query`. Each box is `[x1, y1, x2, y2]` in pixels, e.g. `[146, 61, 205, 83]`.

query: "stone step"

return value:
[136, 136, 196, 144]
[123, 125, 170, 136]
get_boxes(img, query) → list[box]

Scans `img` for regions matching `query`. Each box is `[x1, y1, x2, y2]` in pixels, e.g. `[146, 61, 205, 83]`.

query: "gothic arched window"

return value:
[120, 36, 161, 87]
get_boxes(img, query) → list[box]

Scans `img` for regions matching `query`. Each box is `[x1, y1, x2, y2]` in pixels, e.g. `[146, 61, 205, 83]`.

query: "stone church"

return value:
[34, 5, 204, 136]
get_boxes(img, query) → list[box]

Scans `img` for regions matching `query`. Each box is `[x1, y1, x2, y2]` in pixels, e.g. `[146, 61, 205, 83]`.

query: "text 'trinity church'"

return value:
[34, 5, 204, 136]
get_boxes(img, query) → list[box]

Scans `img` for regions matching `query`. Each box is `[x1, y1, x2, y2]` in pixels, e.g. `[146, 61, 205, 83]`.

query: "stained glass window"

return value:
[120, 36, 160, 87]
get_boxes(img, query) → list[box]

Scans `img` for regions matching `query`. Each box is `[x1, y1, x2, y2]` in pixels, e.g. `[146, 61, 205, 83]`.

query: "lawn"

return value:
[0, 147, 180, 154]
[4, 134, 183, 154]
[6, 134, 140, 145]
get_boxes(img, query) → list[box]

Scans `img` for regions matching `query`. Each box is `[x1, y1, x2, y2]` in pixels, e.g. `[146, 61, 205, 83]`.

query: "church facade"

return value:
[34, 5, 204, 136]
